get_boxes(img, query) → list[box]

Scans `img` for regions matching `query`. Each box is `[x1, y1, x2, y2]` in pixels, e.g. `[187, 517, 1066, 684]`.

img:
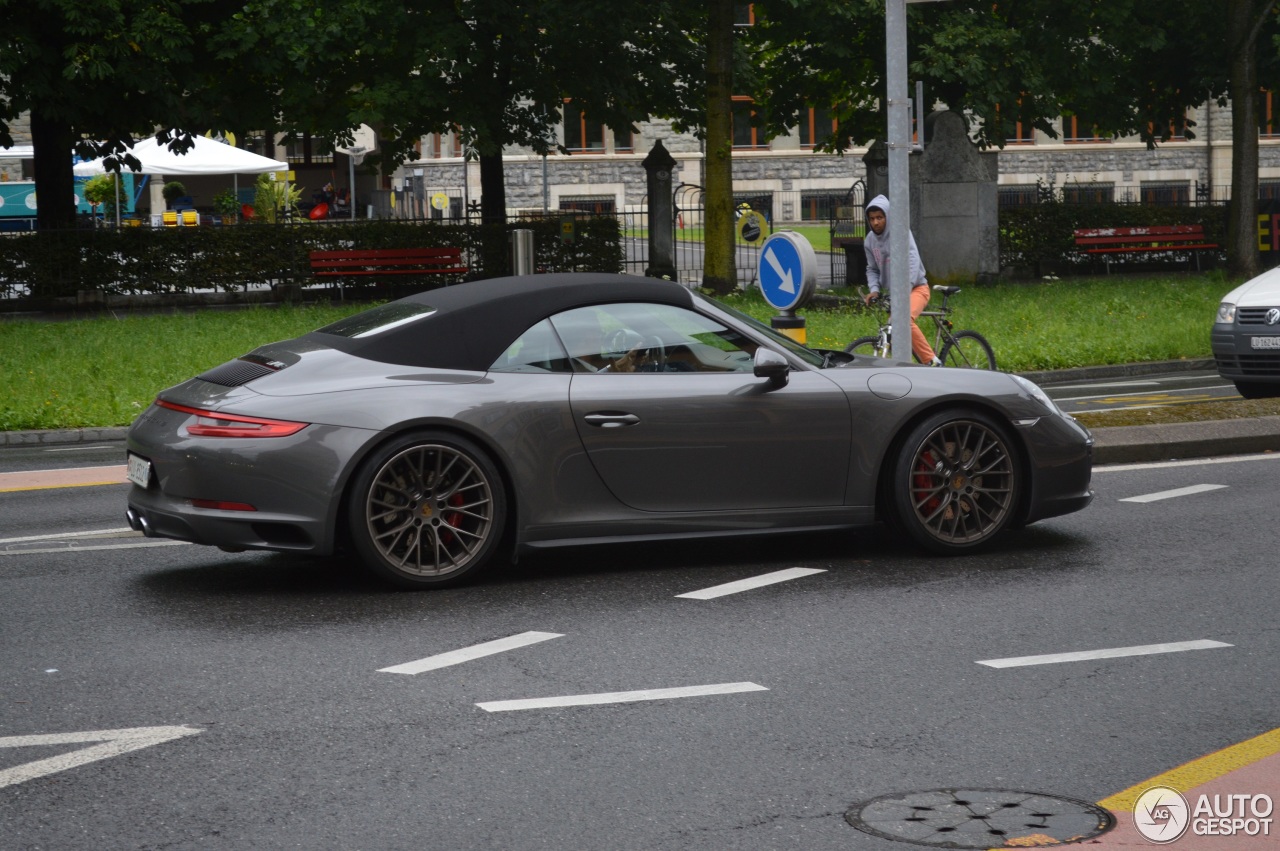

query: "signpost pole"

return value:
[886, 0, 911, 361]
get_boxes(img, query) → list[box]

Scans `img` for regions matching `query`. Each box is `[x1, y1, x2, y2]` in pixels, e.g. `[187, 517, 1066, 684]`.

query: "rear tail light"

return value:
[190, 499, 257, 511]
[156, 400, 309, 438]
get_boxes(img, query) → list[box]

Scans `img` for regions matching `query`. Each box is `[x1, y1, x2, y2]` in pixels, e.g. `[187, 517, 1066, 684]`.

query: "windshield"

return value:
[695, 293, 827, 368]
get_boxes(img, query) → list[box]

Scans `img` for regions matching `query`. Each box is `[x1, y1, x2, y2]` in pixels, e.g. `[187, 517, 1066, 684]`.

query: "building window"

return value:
[1261, 91, 1280, 139]
[734, 4, 754, 25]
[798, 191, 840, 221]
[418, 134, 447, 159]
[613, 129, 635, 154]
[1260, 179, 1280, 200]
[563, 101, 605, 152]
[284, 134, 333, 165]
[1063, 115, 1109, 143]
[799, 107, 836, 150]
[732, 98, 768, 150]
[241, 134, 273, 159]
[997, 184, 1039, 207]
[1062, 183, 1115, 204]
[560, 195, 615, 214]
[1148, 117, 1190, 142]
[1140, 181, 1190, 206]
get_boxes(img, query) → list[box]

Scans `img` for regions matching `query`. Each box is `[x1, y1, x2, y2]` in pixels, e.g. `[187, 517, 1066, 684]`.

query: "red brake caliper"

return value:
[915, 449, 941, 514]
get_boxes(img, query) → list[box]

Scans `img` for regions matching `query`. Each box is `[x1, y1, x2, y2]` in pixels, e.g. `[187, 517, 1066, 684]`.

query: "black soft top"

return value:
[303, 273, 696, 371]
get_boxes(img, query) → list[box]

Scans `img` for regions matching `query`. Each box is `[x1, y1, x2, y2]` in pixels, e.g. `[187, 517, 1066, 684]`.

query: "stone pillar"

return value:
[915, 110, 1000, 282]
[862, 140, 889, 204]
[643, 140, 677, 280]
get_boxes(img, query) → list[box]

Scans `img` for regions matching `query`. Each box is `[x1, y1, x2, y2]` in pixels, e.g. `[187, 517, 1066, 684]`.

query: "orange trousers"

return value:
[909, 284, 937, 363]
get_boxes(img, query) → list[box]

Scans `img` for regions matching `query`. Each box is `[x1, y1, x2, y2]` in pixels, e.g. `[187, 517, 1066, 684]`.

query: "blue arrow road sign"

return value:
[758, 231, 817, 311]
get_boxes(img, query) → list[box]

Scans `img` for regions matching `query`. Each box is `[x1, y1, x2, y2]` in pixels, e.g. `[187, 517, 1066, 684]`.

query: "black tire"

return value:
[845, 335, 884, 356]
[891, 410, 1020, 554]
[939, 330, 997, 370]
[346, 430, 507, 589]
[1234, 381, 1280, 399]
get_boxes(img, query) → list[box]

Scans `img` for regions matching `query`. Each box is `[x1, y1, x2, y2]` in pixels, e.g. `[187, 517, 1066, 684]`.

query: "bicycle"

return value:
[844, 285, 997, 370]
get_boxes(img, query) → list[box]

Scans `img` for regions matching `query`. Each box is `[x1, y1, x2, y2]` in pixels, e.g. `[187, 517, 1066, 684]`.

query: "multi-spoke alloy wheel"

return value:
[348, 432, 505, 588]
[892, 411, 1019, 553]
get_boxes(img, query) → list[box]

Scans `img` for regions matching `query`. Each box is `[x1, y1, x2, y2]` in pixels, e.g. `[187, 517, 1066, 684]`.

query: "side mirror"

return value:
[753, 348, 790, 388]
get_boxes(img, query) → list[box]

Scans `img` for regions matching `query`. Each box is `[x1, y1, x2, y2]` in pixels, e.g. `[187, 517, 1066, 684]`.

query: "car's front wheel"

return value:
[891, 410, 1020, 553]
[347, 431, 507, 588]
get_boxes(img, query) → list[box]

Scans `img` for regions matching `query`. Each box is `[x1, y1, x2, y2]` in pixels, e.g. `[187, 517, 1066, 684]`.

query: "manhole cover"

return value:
[846, 788, 1115, 848]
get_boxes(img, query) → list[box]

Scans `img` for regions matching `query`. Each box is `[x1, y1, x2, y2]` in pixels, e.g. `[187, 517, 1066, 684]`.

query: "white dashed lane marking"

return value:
[1119, 484, 1228, 503]
[476, 682, 768, 713]
[977, 639, 1233, 669]
[676, 567, 826, 600]
[378, 631, 563, 675]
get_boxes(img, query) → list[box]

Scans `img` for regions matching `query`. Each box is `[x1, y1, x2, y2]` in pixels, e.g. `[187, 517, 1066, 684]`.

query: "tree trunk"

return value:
[31, 112, 77, 231]
[702, 0, 736, 295]
[478, 150, 507, 225]
[1226, 0, 1276, 280]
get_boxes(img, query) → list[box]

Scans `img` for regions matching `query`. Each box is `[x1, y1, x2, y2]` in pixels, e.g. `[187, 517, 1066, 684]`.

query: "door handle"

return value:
[583, 412, 640, 428]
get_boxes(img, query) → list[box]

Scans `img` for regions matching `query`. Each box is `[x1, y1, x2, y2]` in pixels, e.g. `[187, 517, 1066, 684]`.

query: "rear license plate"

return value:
[127, 453, 152, 488]
[1251, 336, 1280, 349]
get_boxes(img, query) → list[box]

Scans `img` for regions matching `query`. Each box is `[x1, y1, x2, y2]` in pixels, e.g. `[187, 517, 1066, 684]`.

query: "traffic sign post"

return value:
[757, 231, 817, 344]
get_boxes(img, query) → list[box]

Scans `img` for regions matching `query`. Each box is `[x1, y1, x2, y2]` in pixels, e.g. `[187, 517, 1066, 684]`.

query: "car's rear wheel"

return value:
[347, 431, 506, 588]
[891, 410, 1019, 553]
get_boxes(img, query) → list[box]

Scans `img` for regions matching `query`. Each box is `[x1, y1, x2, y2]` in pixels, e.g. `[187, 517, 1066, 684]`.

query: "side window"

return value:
[489, 320, 573, 373]
[549, 303, 758, 374]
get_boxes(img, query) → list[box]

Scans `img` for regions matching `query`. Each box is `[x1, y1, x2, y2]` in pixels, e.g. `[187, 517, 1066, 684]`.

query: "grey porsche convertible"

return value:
[125, 273, 1093, 588]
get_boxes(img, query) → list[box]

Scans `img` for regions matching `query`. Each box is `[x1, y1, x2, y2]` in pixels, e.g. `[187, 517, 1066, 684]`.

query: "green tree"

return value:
[0, 1, 254, 230]
[748, 0, 1280, 278]
[703, 0, 736, 294]
[224, 1, 705, 228]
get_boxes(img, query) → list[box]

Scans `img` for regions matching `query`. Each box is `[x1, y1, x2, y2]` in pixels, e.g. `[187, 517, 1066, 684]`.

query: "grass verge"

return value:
[0, 271, 1233, 431]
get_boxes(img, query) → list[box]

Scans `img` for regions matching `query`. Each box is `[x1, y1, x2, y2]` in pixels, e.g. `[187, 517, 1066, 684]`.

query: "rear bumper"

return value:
[125, 491, 329, 553]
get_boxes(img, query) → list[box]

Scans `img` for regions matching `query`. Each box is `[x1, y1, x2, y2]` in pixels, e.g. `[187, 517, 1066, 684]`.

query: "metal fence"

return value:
[613, 183, 866, 289]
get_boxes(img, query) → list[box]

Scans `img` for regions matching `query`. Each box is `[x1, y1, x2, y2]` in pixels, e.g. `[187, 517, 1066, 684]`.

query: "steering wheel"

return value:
[639, 335, 667, 371]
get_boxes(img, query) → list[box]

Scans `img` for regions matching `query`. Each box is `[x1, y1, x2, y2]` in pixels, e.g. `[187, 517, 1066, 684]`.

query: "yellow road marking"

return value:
[1099, 727, 1280, 811]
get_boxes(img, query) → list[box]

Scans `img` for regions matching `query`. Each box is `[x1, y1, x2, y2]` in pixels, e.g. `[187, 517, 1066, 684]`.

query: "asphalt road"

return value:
[2, 441, 1278, 850]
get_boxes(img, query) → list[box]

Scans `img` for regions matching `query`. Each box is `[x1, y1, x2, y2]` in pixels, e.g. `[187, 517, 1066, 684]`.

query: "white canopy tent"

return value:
[72, 135, 287, 176]
[73, 135, 289, 225]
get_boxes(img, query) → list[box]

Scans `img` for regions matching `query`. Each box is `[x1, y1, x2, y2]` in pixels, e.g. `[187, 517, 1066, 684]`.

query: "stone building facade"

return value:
[391, 100, 1280, 224]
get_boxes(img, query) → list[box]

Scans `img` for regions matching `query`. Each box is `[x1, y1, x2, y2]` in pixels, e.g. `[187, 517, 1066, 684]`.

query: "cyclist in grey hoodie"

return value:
[862, 194, 940, 365]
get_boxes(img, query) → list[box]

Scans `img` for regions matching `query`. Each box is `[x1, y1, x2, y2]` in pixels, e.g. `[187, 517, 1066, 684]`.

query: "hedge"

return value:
[999, 201, 1228, 276]
[0, 215, 624, 303]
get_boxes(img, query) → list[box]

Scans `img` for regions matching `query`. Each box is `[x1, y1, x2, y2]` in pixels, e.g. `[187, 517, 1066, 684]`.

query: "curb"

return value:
[1090, 416, 1280, 465]
[0, 426, 129, 447]
[1015, 358, 1216, 386]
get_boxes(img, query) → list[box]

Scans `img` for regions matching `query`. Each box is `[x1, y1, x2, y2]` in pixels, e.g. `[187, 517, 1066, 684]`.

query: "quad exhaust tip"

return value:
[125, 509, 153, 537]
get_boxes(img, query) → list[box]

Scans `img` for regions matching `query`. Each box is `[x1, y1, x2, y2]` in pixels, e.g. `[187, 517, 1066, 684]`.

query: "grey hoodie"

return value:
[863, 194, 927, 294]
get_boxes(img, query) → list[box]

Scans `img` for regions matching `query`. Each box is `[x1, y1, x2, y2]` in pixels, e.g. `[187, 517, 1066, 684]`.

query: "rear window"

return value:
[317, 302, 437, 338]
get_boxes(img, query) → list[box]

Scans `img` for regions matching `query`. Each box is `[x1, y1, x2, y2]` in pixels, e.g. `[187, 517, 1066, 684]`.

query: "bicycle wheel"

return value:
[845, 335, 884, 357]
[939, 330, 997, 370]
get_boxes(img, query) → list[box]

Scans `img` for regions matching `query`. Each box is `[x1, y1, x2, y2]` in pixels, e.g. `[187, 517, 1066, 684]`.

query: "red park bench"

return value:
[1072, 224, 1219, 272]
[309, 247, 468, 290]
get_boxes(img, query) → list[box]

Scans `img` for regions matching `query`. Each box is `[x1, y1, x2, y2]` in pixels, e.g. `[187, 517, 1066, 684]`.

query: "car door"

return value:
[553, 303, 852, 512]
